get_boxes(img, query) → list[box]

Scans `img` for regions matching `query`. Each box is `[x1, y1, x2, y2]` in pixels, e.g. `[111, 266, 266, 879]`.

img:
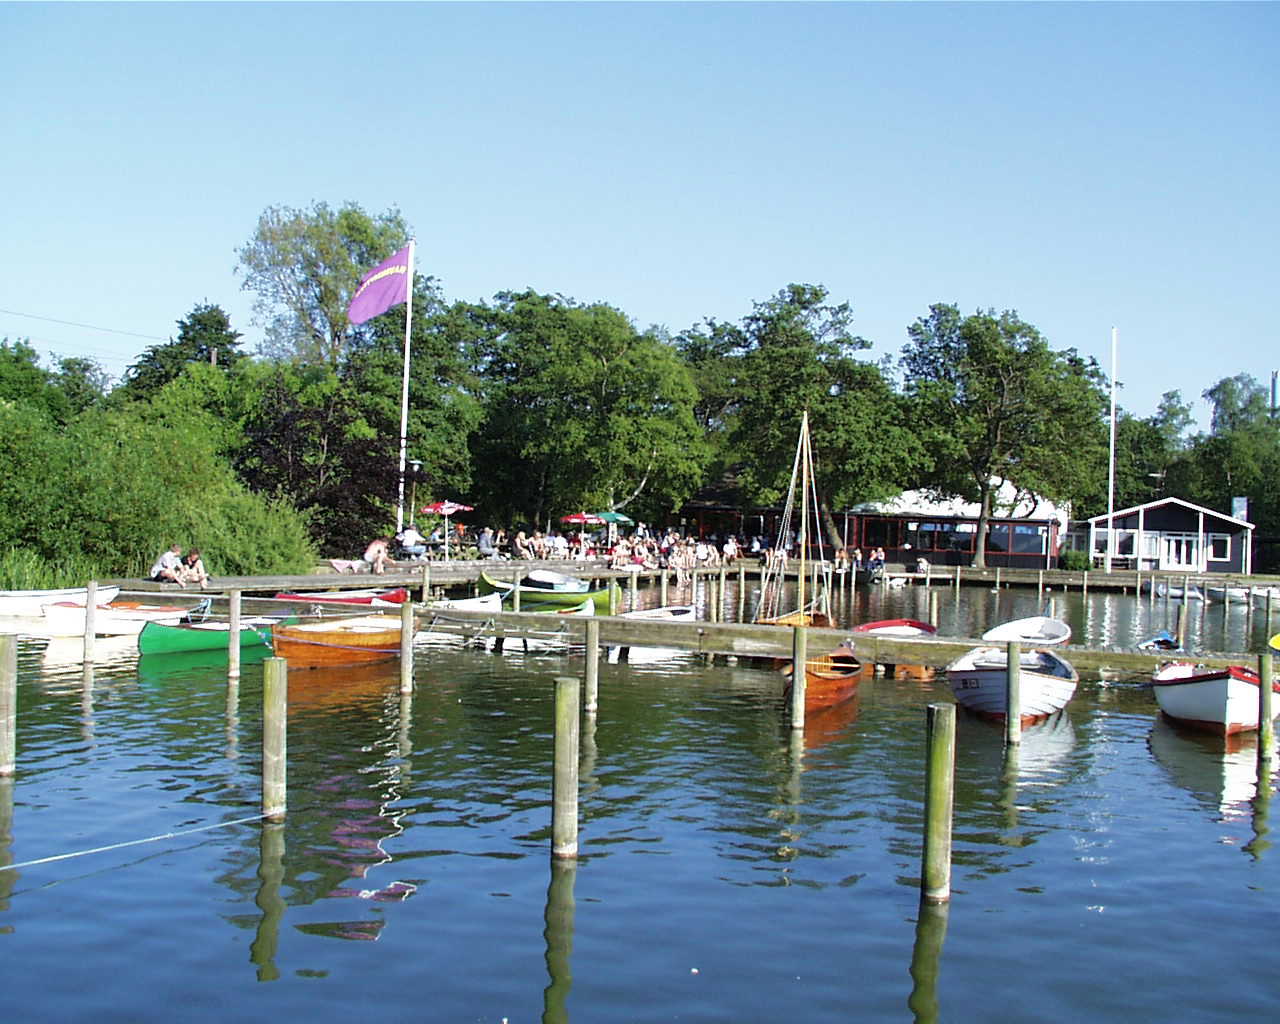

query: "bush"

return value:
[1058, 548, 1092, 571]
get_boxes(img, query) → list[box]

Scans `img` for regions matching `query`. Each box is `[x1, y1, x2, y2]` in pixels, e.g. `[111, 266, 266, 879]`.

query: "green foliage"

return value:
[0, 338, 71, 423]
[116, 302, 245, 402]
[1058, 548, 1092, 571]
[237, 201, 409, 365]
[0, 546, 111, 590]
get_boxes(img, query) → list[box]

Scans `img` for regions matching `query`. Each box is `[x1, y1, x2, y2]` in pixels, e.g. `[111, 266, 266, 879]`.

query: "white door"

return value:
[1159, 533, 1200, 571]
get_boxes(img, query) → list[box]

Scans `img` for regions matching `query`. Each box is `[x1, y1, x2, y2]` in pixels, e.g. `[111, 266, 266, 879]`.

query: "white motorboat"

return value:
[946, 645, 1078, 723]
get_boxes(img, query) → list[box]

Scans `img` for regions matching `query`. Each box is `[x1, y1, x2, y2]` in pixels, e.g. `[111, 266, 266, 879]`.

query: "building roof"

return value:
[1085, 496, 1253, 531]
[847, 480, 1068, 528]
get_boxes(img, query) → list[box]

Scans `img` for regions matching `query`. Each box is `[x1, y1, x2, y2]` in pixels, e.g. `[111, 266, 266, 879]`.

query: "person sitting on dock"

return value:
[149, 542, 184, 584]
[477, 526, 501, 560]
[179, 548, 209, 589]
[398, 523, 427, 560]
[363, 537, 391, 574]
[513, 530, 533, 559]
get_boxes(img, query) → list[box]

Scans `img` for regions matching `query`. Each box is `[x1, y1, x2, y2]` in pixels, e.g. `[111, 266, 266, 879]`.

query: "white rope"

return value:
[0, 813, 268, 873]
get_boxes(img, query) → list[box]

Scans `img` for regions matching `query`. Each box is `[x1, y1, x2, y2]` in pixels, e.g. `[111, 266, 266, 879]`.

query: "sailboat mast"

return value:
[798, 411, 808, 621]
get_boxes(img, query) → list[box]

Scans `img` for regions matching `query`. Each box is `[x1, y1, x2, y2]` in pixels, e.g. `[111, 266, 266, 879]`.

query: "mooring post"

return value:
[1176, 603, 1188, 650]
[719, 566, 728, 618]
[0, 634, 15, 777]
[228, 589, 242, 679]
[628, 569, 637, 610]
[1005, 641, 1022, 745]
[262, 656, 287, 821]
[922, 702, 956, 902]
[1037, 570, 1044, 599]
[421, 563, 430, 602]
[995, 566, 1001, 590]
[512, 569, 522, 612]
[929, 589, 939, 629]
[954, 565, 960, 589]
[660, 569, 669, 607]
[1082, 570, 1088, 599]
[399, 599, 414, 694]
[584, 619, 599, 713]
[1259, 652, 1275, 766]
[789, 626, 807, 731]
[738, 563, 747, 620]
[552, 675, 581, 859]
[83, 579, 97, 664]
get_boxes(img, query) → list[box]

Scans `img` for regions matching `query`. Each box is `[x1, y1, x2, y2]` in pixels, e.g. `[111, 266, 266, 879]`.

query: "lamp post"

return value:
[407, 460, 422, 523]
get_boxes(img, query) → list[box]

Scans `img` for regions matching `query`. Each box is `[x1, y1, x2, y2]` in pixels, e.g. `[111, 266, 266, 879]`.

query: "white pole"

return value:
[1105, 326, 1117, 573]
[394, 239, 417, 535]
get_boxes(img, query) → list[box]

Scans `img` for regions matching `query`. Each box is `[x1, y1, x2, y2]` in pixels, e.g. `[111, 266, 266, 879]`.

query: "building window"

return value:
[1012, 524, 1046, 555]
[1208, 534, 1231, 561]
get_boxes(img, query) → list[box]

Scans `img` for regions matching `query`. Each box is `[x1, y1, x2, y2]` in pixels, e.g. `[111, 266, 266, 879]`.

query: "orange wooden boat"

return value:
[271, 614, 407, 668]
[782, 641, 866, 711]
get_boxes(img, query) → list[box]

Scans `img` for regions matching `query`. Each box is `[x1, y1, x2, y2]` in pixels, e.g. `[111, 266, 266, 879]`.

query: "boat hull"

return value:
[608, 605, 696, 664]
[479, 571, 620, 613]
[981, 616, 1072, 646]
[946, 646, 1078, 723]
[1151, 662, 1280, 735]
[851, 618, 936, 638]
[0, 585, 121, 617]
[783, 643, 866, 712]
[137, 617, 281, 655]
[271, 614, 406, 668]
[42, 601, 196, 637]
[274, 587, 409, 607]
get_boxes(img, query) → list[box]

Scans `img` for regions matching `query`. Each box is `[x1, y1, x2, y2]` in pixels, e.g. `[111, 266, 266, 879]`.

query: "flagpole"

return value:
[1105, 326, 1117, 573]
[395, 239, 416, 535]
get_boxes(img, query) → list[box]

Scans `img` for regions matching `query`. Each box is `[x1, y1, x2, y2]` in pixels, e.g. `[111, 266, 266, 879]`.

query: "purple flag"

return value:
[347, 244, 411, 325]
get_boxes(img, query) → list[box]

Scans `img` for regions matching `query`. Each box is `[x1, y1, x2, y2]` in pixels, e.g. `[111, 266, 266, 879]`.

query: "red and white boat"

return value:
[851, 618, 936, 638]
[946, 646, 1078, 724]
[1150, 662, 1280, 736]
[273, 586, 409, 607]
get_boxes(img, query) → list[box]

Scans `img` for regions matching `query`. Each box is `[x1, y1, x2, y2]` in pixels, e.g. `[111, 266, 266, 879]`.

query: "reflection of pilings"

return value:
[0, 635, 14, 775]
[398, 691, 413, 759]
[0, 775, 14, 907]
[1258, 654, 1274, 766]
[907, 897, 950, 1023]
[81, 662, 95, 742]
[225, 677, 239, 762]
[542, 859, 577, 1024]
[999, 744, 1020, 838]
[1245, 768, 1271, 862]
[250, 822, 286, 982]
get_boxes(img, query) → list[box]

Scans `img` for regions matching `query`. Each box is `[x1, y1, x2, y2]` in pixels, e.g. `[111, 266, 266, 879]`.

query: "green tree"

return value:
[901, 304, 1108, 567]
[52, 355, 110, 416]
[467, 291, 706, 529]
[236, 201, 410, 365]
[117, 302, 245, 401]
[0, 338, 70, 423]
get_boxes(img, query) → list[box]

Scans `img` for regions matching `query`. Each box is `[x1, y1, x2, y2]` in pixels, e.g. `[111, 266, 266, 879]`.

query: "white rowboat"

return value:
[946, 645, 1079, 723]
[0, 585, 121, 617]
[981, 616, 1072, 646]
[1150, 662, 1280, 736]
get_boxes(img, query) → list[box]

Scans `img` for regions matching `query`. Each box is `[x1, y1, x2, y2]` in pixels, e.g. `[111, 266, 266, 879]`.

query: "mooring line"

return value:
[0, 813, 269, 873]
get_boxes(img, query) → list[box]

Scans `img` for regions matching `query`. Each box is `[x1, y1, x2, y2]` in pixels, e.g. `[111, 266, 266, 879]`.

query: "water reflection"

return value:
[907, 898, 949, 1023]
[542, 860, 576, 1024]
[251, 822, 285, 982]
[0, 775, 13, 921]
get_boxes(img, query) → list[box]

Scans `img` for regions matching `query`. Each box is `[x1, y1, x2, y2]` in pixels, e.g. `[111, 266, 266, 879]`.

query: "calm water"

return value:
[2, 586, 1278, 1022]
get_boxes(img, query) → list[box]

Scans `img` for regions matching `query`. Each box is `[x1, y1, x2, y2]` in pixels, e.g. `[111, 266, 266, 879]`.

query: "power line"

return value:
[0, 307, 169, 342]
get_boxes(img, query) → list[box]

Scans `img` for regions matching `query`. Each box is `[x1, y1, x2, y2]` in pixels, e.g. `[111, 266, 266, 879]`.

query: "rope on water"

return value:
[0, 813, 269, 874]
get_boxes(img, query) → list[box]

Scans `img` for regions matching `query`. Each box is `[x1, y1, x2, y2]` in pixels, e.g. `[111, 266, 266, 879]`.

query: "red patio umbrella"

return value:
[561, 512, 604, 526]
[420, 500, 474, 562]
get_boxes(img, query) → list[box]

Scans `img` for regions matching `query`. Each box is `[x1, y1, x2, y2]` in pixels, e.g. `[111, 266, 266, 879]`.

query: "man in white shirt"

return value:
[149, 543, 183, 583]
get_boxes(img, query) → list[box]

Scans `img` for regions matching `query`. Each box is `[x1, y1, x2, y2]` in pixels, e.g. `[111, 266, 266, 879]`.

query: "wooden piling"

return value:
[399, 599, 414, 694]
[584, 620, 599, 713]
[511, 569, 522, 612]
[552, 675, 581, 859]
[628, 569, 637, 610]
[1082, 570, 1088, 599]
[660, 569, 669, 607]
[228, 589, 242, 678]
[1037, 570, 1043, 599]
[0, 634, 15, 777]
[262, 656, 287, 821]
[421, 563, 430, 602]
[738, 563, 747, 620]
[83, 579, 97, 663]
[1259, 653, 1275, 767]
[929, 590, 939, 629]
[922, 702, 956, 902]
[1005, 641, 1022, 746]
[789, 626, 807, 731]
[954, 565, 961, 588]
[1176, 603, 1188, 650]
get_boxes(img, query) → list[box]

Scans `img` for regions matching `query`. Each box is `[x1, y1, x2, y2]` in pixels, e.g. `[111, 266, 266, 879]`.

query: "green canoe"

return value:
[137, 616, 285, 656]
[478, 570, 621, 614]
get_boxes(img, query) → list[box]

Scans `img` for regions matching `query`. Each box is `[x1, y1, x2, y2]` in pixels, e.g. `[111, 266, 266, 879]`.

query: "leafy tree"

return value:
[901, 303, 1108, 567]
[0, 338, 69, 423]
[466, 291, 706, 529]
[1203, 373, 1270, 435]
[53, 355, 110, 416]
[236, 201, 410, 365]
[117, 302, 245, 401]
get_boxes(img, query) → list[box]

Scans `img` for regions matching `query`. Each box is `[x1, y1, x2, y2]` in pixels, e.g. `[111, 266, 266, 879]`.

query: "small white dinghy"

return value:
[0, 585, 121, 618]
[416, 592, 501, 647]
[1150, 662, 1280, 736]
[946, 645, 1078, 723]
[981, 616, 1071, 646]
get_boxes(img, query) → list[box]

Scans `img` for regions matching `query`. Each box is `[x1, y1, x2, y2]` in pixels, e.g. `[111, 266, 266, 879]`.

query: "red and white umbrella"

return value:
[561, 512, 604, 526]
[421, 500, 474, 562]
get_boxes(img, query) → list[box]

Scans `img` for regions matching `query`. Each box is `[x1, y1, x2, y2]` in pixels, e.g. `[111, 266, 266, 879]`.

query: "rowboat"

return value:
[41, 600, 200, 637]
[1204, 584, 1251, 603]
[1142, 580, 1205, 601]
[783, 642, 867, 712]
[946, 646, 1078, 724]
[478, 570, 620, 613]
[416, 593, 501, 647]
[273, 586, 409, 606]
[608, 605, 696, 664]
[521, 569, 590, 592]
[137, 616, 285, 655]
[0, 585, 121, 617]
[851, 618, 937, 638]
[271, 614, 407, 668]
[981, 616, 1071, 646]
[1150, 662, 1280, 736]
[492, 598, 594, 653]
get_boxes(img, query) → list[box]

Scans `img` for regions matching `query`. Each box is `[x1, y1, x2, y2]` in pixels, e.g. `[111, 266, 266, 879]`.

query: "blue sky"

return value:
[3, 2, 1276, 429]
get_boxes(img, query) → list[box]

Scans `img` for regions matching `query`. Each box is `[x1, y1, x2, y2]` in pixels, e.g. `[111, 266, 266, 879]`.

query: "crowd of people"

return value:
[148, 543, 209, 588]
